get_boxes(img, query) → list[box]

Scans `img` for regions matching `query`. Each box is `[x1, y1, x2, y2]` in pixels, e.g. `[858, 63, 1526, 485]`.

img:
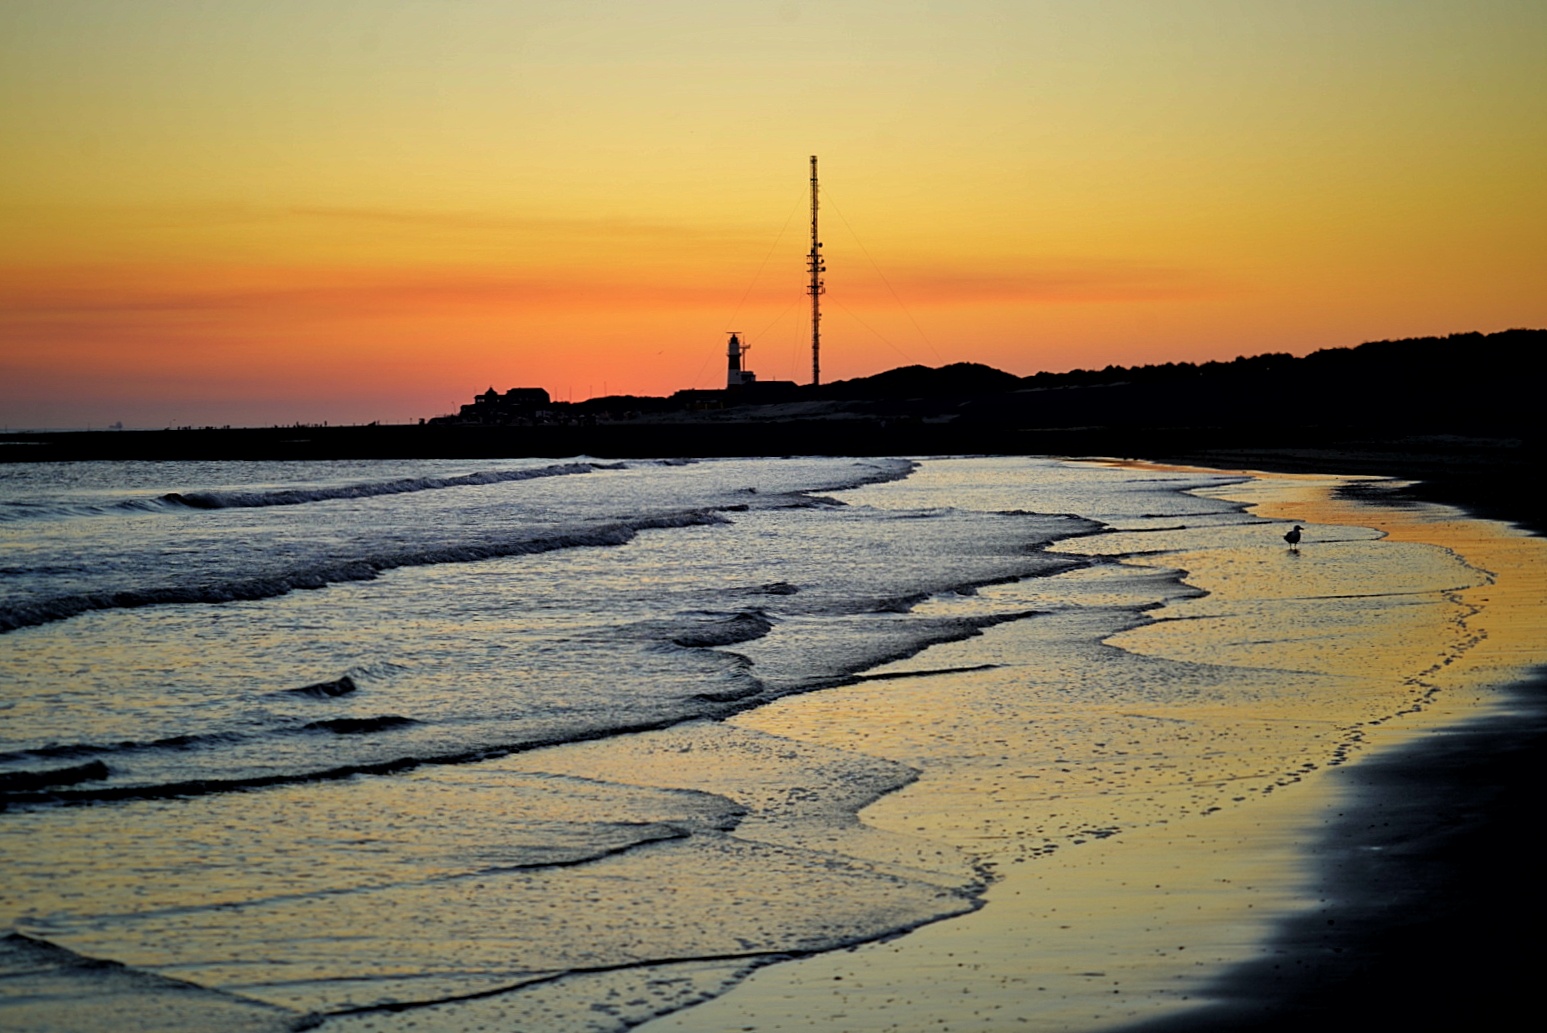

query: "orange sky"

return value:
[2, 1, 1544, 428]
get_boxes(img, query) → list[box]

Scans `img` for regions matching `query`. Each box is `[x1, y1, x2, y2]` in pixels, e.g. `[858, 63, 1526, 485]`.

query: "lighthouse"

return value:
[726, 332, 756, 388]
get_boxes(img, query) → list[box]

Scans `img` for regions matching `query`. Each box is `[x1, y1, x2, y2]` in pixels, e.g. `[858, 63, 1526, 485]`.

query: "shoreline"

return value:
[6, 453, 1542, 1031]
[1115, 468, 1547, 1030]
[6, 423, 1538, 534]
[639, 462, 1547, 1032]
[1121, 668, 1547, 1032]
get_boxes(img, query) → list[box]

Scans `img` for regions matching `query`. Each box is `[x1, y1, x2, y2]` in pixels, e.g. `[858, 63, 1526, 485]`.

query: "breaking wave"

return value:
[0, 463, 600, 523]
[0, 510, 729, 635]
[159, 462, 596, 510]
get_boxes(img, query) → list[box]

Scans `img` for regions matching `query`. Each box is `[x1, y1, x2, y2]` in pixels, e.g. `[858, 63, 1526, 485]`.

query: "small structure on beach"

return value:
[429, 386, 552, 425]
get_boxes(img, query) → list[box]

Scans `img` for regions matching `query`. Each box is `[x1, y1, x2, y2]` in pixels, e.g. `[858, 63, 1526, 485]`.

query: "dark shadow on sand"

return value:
[1115, 668, 1547, 1033]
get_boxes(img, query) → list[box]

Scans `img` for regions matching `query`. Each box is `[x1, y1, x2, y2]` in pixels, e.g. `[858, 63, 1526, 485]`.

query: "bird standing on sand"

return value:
[1284, 525, 1303, 551]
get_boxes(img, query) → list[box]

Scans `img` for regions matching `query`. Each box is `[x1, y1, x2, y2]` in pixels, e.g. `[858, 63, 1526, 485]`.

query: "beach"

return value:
[6, 3, 1541, 1024]
[640, 465, 1547, 1032]
[2, 456, 1543, 1032]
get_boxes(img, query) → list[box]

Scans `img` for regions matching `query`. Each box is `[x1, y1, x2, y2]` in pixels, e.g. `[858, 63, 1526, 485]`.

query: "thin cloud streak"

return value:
[1, 202, 766, 243]
[287, 205, 758, 242]
[0, 258, 1227, 322]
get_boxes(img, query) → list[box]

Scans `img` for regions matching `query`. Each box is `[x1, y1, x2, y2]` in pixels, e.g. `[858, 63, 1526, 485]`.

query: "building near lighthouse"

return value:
[720, 331, 798, 401]
[430, 158, 817, 423]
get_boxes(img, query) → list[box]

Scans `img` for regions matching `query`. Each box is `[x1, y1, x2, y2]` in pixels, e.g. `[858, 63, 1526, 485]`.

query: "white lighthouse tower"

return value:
[726, 332, 756, 388]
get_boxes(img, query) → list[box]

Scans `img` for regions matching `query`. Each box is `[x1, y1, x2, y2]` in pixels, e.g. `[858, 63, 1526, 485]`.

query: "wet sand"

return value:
[639, 465, 1547, 1032]
[7, 459, 1540, 1033]
[1122, 673, 1547, 1032]
[1119, 473, 1547, 1031]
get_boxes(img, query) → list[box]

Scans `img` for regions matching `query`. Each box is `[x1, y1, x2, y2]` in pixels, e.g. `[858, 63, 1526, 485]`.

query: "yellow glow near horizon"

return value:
[2, 1, 1544, 426]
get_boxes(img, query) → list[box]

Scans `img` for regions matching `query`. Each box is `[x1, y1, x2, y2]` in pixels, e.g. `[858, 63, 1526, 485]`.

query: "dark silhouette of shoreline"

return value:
[6, 328, 1541, 528]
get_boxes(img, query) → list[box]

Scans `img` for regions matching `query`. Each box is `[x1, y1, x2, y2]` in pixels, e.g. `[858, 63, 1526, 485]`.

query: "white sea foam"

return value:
[0, 460, 600, 524]
[7, 454, 1391, 1033]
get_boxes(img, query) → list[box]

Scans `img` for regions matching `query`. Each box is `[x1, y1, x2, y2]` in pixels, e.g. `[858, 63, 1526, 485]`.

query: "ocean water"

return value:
[0, 456, 1485, 1032]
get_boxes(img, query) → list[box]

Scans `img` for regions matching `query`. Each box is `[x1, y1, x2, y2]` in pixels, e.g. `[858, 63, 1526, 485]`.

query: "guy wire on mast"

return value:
[808, 154, 825, 387]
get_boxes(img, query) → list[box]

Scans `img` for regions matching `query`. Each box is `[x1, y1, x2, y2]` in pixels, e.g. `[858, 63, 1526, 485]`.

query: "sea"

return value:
[0, 455, 1492, 1032]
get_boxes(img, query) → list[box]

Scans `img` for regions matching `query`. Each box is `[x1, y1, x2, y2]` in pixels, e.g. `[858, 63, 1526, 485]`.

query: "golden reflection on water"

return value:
[643, 465, 1547, 1033]
[10, 461, 1546, 1033]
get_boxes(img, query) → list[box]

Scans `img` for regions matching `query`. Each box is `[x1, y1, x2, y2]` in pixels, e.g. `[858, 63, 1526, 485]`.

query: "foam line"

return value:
[0, 510, 730, 635]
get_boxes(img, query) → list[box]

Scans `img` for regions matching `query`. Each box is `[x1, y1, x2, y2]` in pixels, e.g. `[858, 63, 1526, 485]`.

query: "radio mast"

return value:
[807, 155, 825, 387]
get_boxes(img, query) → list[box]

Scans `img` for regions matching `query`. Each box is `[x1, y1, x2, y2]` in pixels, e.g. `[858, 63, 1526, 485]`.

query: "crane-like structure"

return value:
[807, 155, 825, 387]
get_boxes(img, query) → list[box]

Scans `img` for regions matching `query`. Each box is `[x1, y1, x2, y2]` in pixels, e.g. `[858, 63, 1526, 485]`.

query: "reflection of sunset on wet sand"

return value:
[3, 456, 1545, 1031]
[643, 463, 1547, 1032]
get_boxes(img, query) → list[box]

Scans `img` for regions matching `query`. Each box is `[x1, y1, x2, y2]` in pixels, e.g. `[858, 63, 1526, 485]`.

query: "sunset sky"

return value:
[3, 1, 1544, 428]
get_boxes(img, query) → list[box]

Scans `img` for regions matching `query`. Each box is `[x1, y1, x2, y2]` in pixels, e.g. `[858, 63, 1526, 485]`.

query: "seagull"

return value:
[1284, 525, 1303, 551]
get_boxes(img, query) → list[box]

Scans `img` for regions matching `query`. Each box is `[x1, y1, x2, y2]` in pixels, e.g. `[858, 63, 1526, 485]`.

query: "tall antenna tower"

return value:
[807, 154, 825, 387]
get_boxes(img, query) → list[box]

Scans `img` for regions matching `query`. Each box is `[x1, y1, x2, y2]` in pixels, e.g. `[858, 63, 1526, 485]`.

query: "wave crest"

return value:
[0, 510, 731, 635]
[161, 462, 595, 510]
